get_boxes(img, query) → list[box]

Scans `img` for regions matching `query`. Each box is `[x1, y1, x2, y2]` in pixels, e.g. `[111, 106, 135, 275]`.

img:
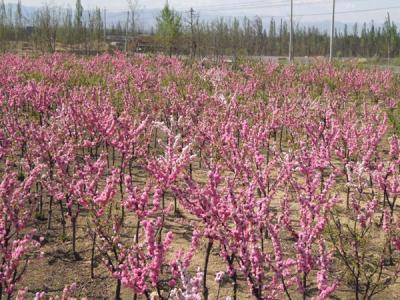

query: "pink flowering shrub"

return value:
[0, 53, 400, 299]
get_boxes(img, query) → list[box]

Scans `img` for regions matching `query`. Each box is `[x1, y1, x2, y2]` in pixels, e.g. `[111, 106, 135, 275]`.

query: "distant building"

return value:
[134, 35, 159, 53]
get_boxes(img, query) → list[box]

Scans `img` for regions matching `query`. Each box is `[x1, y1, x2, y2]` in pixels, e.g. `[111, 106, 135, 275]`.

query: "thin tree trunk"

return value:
[135, 219, 140, 244]
[232, 270, 238, 300]
[89, 232, 96, 279]
[174, 196, 178, 215]
[154, 127, 158, 150]
[158, 193, 165, 244]
[355, 273, 360, 300]
[115, 279, 122, 300]
[47, 195, 53, 230]
[72, 216, 78, 259]
[203, 240, 213, 300]
[59, 200, 66, 239]
[47, 164, 54, 230]
[303, 272, 308, 300]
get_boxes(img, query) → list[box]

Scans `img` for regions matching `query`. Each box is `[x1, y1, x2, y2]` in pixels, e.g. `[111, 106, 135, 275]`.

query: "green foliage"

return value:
[384, 13, 398, 59]
[388, 102, 400, 134]
[22, 71, 46, 82]
[74, 0, 84, 44]
[34, 211, 46, 221]
[59, 232, 68, 242]
[66, 72, 106, 88]
[32, 5, 59, 53]
[156, 3, 182, 56]
[75, 0, 83, 29]
[17, 171, 25, 182]
[391, 56, 400, 66]
[110, 90, 124, 114]
[64, 64, 106, 88]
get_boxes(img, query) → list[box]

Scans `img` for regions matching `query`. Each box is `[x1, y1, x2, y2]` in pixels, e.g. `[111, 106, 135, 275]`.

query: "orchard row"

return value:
[1, 53, 400, 299]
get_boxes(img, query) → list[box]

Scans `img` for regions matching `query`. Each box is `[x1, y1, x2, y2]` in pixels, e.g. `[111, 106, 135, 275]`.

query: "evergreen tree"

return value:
[156, 2, 182, 56]
[0, 0, 7, 38]
[269, 18, 276, 55]
[75, 0, 83, 28]
[61, 8, 74, 45]
[384, 13, 397, 62]
[74, 0, 83, 44]
[15, 0, 22, 40]
[231, 17, 240, 61]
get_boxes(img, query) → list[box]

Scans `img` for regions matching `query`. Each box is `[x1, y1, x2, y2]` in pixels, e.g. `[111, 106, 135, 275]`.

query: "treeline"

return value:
[0, 0, 109, 53]
[172, 12, 400, 59]
[1, 0, 400, 59]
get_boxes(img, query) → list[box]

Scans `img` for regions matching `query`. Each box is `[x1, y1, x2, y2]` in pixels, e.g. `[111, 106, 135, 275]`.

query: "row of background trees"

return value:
[0, 0, 400, 60]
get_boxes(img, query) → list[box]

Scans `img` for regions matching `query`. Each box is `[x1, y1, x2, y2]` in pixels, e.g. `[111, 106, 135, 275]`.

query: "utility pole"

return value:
[289, 0, 293, 62]
[329, 0, 336, 62]
[188, 8, 197, 59]
[124, 11, 130, 53]
[386, 12, 391, 65]
[103, 8, 107, 40]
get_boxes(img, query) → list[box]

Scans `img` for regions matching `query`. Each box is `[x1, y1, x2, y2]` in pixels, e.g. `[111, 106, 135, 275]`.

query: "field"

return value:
[1, 53, 400, 300]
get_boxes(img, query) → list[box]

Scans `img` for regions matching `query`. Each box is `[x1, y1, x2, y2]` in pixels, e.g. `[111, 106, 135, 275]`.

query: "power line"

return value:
[185, 0, 375, 12]
[200, 4, 400, 19]
[180, 0, 286, 10]
[295, 5, 400, 17]
[193, 0, 325, 12]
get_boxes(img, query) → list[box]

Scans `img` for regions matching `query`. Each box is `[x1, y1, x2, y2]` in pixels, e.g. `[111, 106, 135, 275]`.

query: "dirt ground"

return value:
[16, 164, 400, 300]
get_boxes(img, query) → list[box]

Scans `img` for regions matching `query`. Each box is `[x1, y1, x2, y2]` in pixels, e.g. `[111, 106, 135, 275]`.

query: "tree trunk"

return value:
[91, 232, 96, 278]
[203, 240, 213, 300]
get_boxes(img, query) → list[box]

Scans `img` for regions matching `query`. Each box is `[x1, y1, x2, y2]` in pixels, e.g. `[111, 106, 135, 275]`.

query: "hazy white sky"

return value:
[11, 0, 400, 23]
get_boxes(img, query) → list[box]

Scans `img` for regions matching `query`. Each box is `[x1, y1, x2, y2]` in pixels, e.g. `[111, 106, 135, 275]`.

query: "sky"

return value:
[9, 0, 400, 24]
